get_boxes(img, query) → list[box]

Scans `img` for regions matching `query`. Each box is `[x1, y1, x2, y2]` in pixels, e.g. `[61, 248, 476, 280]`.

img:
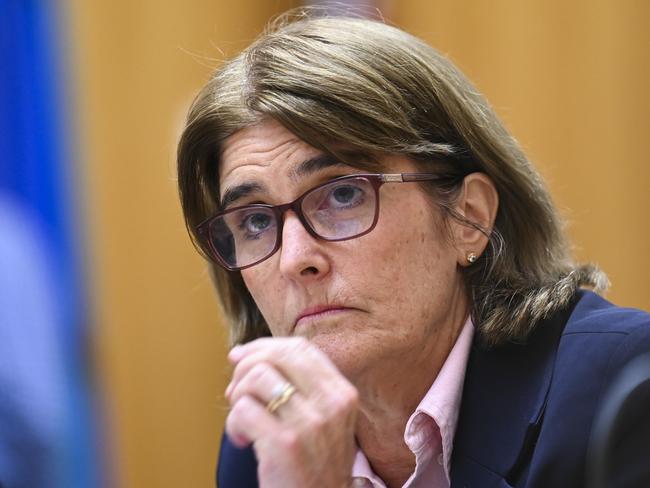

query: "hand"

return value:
[225, 337, 359, 488]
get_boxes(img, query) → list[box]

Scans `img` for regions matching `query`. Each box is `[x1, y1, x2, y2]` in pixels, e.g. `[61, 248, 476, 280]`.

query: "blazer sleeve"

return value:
[217, 433, 258, 488]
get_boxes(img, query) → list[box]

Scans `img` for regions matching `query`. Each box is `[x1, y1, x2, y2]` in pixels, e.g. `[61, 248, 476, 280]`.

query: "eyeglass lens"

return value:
[207, 176, 378, 269]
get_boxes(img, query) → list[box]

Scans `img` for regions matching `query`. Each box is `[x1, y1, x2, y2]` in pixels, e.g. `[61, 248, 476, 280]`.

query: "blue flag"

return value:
[0, 1, 101, 486]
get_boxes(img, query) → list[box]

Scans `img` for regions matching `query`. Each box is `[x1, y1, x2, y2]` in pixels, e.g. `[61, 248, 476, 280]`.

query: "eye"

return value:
[238, 211, 274, 238]
[325, 183, 365, 209]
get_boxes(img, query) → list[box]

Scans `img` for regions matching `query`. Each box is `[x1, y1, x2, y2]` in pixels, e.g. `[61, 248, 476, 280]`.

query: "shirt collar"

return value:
[352, 317, 475, 485]
[406, 316, 474, 475]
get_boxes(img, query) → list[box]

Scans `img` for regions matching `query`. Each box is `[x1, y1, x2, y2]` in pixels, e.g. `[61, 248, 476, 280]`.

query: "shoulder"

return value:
[558, 290, 650, 371]
[524, 291, 650, 486]
[564, 289, 650, 336]
[451, 291, 650, 487]
[546, 290, 650, 417]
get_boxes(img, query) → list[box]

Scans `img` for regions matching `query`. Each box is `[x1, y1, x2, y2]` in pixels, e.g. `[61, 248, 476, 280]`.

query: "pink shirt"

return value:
[351, 318, 474, 488]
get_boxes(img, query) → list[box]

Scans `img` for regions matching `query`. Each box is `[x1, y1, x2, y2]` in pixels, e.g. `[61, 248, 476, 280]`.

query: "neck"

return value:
[353, 314, 467, 487]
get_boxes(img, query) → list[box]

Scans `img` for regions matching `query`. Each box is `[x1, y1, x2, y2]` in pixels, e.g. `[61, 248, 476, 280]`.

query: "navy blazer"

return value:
[216, 291, 650, 487]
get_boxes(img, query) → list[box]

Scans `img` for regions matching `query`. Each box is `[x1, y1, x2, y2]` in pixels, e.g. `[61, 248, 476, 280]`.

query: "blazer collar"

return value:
[451, 294, 579, 486]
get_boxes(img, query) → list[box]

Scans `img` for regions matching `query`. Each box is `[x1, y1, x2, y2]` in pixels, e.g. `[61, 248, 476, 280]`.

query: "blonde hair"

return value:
[177, 13, 607, 346]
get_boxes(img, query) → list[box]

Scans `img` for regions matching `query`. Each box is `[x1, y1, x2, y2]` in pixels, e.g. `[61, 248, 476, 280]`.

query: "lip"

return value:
[294, 305, 355, 328]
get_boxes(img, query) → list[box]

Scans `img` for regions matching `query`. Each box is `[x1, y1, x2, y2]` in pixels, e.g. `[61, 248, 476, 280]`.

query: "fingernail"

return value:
[225, 381, 233, 398]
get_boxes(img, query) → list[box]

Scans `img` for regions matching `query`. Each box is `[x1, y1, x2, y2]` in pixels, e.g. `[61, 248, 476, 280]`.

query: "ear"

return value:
[452, 172, 499, 266]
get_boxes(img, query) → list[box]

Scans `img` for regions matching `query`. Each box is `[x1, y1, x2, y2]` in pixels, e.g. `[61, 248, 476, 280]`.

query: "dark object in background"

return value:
[587, 352, 650, 488]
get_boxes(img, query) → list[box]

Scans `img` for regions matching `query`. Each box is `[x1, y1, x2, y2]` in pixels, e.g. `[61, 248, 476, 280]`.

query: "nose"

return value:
[278, 210, 331, 281]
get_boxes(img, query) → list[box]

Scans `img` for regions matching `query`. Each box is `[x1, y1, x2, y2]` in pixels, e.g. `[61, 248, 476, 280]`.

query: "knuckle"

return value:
[296, 336, 310, 347]
[230, 394, 255, 419]
[247, 361, 270, 383]
[231, 358, 252, 383]
[330, 398, 348, 416]
[225, 404, 240, 433]
[345, 385, 360, 407]
[331, 385, 359, 415]
[291, 336, 311, 352]
[277, 429, 300, 452]
[304, 409, 327, 431]
[303, 410, 326, 432]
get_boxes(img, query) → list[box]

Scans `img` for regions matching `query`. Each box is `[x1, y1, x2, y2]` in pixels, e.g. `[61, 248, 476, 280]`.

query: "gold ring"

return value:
[266, 382, 296, 414]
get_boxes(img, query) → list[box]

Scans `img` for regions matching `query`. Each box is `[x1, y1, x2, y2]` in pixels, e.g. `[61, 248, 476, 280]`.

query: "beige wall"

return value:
[393, 0, 650, 309]
[68, 1, 649, 486]
[67, 2, 298, 487]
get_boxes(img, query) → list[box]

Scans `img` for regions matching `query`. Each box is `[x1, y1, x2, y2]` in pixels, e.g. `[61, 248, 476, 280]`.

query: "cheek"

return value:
[363, 209, 457, 312]
[374, 204, 446, 269]
[241, 268, 284, 333]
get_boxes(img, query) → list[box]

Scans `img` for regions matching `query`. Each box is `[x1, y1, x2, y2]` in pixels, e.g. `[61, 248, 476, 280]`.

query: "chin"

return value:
[305, 330, 365, 381]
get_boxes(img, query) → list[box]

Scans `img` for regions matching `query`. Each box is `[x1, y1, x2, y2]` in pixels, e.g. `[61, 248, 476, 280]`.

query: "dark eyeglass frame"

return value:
[197, 172, 461, 271]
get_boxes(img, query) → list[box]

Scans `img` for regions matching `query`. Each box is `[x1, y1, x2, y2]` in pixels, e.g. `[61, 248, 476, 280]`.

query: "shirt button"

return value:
[437, 453, 444, 465]
[352, 478, 368, 487]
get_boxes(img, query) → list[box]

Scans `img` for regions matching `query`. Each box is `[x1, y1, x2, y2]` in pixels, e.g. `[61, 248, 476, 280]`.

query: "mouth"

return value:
[294, 305, 356, 329]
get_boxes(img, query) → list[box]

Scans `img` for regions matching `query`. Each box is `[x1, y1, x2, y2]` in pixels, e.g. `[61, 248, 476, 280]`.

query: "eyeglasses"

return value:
[197, 173, 459, 271]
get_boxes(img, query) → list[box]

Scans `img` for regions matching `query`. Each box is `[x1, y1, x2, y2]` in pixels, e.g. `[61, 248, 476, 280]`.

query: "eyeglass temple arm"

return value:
[381, 173, 461, 183]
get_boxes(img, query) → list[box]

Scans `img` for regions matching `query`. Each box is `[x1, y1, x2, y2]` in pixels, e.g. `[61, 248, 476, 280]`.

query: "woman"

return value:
[177, 13, 650, 488]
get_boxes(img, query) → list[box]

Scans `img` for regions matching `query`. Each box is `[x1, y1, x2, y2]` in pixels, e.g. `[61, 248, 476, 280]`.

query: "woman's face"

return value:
[219, 120, 469, 384]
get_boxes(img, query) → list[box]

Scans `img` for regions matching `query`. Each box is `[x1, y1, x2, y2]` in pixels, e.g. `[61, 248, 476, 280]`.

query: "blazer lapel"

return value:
[451, 298, 577, 486]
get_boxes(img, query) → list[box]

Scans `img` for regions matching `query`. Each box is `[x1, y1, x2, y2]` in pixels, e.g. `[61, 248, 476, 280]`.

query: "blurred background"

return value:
[1, 0, 648, 486]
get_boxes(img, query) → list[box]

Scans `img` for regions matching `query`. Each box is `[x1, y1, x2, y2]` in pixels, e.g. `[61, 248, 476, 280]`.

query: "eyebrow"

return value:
[290, 154, 346, 178]
[220, 182, 264, 209]
[220, 154, 347, 209]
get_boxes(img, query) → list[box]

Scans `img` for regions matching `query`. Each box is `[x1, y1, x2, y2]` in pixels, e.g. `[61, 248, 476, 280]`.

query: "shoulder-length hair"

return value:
[177, 13, 607, 347]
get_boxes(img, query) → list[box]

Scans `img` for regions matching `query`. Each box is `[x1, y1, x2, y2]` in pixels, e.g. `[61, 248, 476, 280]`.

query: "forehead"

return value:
[219, 120, 322, 188]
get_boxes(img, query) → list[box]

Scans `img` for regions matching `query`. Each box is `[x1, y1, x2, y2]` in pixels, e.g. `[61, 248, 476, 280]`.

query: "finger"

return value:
[225, 393, 280, 448]
[229, 337, 342, 392]
[227, 361, 304, 415]
[230, 352, 357, 422]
